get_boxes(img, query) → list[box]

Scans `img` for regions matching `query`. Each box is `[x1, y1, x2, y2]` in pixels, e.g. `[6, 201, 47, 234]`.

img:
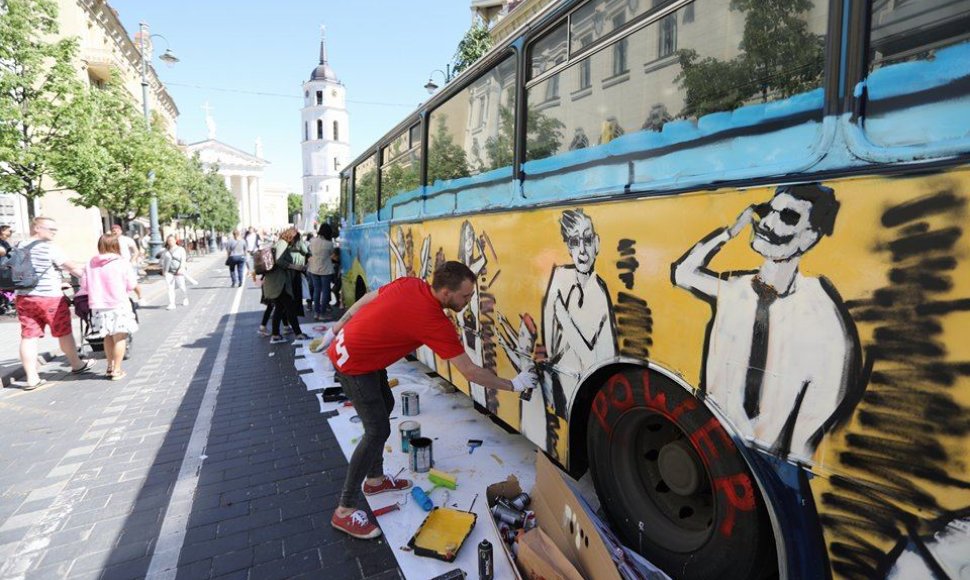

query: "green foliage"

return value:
[380, 155, 420, 204]
[287, 193, 302, 221]
[317, 203, 339, 229]
[168, 155, 237, 233]
[452, 20, 492, 76]
[675, 0, 824, 117]
[353, 165, 377, 221]
[426, 116, 469, 184]
[0, 0, 89, 215]
[484, 104, 565, 166]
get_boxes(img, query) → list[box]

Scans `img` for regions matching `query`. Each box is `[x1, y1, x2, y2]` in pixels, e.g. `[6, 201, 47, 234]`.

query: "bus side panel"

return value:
[385, 169, 970, 578]
[340, 223, 391, 306]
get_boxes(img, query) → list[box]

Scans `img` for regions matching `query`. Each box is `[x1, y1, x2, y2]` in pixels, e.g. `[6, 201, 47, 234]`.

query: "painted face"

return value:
[750, 193, 819, 261]
[564, 216, 598, 275]
[444, 279, 476, 312]
[462, 227, 475, 261]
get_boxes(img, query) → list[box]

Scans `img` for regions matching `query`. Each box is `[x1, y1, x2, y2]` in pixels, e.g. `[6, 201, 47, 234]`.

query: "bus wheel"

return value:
[587, 368, 775, 579]
[354, 277, 367, 301]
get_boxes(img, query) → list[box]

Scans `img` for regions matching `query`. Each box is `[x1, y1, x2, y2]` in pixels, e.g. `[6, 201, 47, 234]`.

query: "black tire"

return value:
[587, 368, 776, 579]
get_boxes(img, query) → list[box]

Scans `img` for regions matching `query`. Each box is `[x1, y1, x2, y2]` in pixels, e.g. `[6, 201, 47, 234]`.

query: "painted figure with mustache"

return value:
[673, 183, 860, 461]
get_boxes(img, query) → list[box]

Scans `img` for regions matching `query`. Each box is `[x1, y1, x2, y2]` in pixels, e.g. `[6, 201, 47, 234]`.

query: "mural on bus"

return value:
[401, 171, 970, 578]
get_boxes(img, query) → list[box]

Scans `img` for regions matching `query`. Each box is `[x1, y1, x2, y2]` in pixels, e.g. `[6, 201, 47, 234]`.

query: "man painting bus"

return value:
[672, 183, 861, 461]
[317, 261, 538, 540]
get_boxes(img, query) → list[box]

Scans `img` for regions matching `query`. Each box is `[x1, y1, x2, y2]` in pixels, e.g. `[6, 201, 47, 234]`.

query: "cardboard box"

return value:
[517, 526, 585, 580]
[486, 451, 622, 580]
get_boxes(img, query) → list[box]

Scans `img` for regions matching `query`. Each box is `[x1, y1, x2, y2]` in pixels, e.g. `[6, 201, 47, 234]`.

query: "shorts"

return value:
[17, 295, 73, 339]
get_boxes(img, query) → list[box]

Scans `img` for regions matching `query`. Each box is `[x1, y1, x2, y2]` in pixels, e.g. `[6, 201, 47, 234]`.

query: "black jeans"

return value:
[336, 369, 394, 508]
[271, 293, 303, 336]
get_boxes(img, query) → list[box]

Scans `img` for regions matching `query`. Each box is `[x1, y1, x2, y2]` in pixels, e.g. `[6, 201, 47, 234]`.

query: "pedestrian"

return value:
[81, 234, 141, 380]
[318, 261, 538, 539]
[225, 230, 247, 287]
[0, 224, 13, 258]
[157, 235, 189, 310]
[308, 223, 336, 321]
[14, 217, 94, 390]
[110, 223, 141, 279]
[262, 228, 308, 343]
[244, 227, 260, 275]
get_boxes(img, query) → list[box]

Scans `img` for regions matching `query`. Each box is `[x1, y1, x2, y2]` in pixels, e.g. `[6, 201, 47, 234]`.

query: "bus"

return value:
[336, 0, 970, 577]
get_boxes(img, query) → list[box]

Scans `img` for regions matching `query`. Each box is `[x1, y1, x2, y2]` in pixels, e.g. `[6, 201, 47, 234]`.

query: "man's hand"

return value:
[311, 329, 335, 353]
[511, 368, 538, 393]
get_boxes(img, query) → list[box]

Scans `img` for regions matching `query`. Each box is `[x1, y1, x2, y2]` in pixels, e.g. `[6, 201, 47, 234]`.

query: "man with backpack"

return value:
[4, 217, 94, 389]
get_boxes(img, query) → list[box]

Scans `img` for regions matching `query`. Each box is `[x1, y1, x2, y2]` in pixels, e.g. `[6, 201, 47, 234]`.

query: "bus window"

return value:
[426, 53, 517, 192]
[352, 154, 378, 224]
[524, 0, 828, 191]
[568, 0, 675, 57]
[862, 1, 970, 148]
[339, 175, 349, 223]
[380, 123, 421, 218]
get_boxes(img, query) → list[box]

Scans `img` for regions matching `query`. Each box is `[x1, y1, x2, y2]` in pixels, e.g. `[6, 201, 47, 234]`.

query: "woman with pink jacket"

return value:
[81, 234, 142, 380]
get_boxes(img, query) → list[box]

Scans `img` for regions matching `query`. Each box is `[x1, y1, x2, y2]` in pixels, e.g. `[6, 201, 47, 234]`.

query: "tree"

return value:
[287, 193, 302, 222]
[675, 0, 824, 117]
[0, 0, 89, 216]
[484, 104, 564, 167]
[56, 76, 189, 220]
[426, 116, 469, 184]
[452, 20, 492, 76]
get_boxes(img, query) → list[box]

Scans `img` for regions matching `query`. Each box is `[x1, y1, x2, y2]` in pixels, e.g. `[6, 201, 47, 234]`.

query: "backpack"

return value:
[0, 240, 48, 291]
[253, 245, 275, 275]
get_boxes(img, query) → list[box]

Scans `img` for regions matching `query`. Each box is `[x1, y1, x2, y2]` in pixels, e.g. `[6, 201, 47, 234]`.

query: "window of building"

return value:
[304, 122, 309, 141]
[316, 119, 323, 139]
[612, 15, 628, 76]
[427, 53, 516, 185]
[683, 3, 694, 23]
[658, 14, 677, 58]
[334, 157, 340, 171]
[333, 120, 339, 141]
[316, 90, 323, 105]
[578, 35, 593, 90]
[530, 23, 567, 80]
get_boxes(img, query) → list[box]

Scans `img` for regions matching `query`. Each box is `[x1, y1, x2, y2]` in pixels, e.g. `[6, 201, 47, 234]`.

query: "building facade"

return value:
[300, 30, 350, 230]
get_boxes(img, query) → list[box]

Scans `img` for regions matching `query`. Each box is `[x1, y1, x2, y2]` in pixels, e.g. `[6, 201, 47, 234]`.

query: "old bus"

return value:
[336, 0, 970, 577]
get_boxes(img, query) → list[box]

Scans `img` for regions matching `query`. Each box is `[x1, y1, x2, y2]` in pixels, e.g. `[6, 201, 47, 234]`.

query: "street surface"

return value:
[0, 256, 401, 580]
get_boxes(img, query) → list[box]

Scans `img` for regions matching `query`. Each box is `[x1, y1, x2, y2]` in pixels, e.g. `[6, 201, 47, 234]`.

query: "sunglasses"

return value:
[566, 233, 594, 249]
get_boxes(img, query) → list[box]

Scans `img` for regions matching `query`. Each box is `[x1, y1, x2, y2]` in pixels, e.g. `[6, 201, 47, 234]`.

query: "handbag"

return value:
[253, 245, 275, 275]
[167, 251, 182, 274]
[224, 256, 232, 267]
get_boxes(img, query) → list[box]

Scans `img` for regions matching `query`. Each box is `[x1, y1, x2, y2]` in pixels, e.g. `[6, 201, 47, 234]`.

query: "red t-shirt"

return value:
[328, 277, 465, 375]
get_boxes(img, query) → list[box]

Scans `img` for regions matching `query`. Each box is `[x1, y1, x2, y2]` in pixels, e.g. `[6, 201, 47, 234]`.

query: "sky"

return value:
[109, 1, 476, 194]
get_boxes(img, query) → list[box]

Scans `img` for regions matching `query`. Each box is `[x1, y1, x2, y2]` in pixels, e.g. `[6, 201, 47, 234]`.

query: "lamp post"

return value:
[138, 22, 179, 261]
[423, 65, 452, 94]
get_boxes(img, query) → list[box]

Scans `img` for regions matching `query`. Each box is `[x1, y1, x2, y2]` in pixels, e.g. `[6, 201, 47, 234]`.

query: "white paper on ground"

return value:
[324, 359, 538, 580]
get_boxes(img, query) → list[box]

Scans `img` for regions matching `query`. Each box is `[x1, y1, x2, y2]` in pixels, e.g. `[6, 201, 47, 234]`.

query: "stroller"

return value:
[69, 278, 137, 359]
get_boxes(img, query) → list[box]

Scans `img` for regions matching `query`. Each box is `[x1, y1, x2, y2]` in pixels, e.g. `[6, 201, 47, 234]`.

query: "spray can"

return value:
[478, 539, 493, 580]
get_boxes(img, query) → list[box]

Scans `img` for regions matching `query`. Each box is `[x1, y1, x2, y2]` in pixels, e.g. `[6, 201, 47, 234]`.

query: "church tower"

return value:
[301, 28, 349, 227]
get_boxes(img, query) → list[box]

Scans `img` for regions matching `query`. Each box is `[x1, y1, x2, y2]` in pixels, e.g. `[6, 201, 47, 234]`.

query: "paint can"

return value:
[399, 420, 421, 453]
[401, 391, 420, 416]
[509, 492, 531, 511]
[490, 498, 526, 527]
[409, 437, 433, 473]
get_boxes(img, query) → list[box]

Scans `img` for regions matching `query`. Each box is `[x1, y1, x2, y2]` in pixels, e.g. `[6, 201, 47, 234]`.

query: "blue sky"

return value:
[110, 1, 475, 193]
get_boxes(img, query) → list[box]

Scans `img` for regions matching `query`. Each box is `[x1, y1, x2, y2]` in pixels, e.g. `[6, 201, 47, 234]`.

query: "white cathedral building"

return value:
[300, 30, 350, 229]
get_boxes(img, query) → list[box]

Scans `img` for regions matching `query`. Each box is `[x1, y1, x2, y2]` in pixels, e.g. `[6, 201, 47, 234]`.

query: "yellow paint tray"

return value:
[406, 507, 477, 562]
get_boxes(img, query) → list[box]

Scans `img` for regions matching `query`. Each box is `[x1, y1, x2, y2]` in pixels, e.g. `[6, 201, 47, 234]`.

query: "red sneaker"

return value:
[331, 510, 381, 539]
[362, 474, 413, 496]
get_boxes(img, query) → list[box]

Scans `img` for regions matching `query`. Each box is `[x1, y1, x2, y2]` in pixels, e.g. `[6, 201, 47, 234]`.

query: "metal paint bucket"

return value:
[399, 420, 421, 453]
[401, 391, 420, 416]
[409, 437, 433, 473]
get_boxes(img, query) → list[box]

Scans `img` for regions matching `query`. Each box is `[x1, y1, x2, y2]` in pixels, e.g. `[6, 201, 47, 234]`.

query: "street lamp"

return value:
[138, 22, 179, 262]
[423, 65, 452, 94]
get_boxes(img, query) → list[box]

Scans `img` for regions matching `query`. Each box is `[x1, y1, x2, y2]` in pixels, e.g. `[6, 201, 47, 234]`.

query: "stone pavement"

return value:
[0, 257, 401, 579]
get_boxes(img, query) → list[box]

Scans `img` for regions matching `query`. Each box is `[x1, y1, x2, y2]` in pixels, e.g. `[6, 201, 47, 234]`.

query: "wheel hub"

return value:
[658, 439, 703, 496]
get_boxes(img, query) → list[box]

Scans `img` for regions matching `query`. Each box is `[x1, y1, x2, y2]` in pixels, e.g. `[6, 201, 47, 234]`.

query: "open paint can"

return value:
[401, 391, 420, 416]
[399, 420, 421, 453]
[409, 437, 433, 473]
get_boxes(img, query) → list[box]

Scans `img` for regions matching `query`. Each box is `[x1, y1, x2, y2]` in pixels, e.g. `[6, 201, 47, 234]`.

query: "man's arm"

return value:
[331, 289, 379, 335]
[448, 352, 516, 392]
[672, 206, 754, 299]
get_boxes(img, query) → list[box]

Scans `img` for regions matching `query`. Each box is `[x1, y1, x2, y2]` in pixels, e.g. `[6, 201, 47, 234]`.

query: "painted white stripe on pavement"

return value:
[145, 285, 243, 580]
